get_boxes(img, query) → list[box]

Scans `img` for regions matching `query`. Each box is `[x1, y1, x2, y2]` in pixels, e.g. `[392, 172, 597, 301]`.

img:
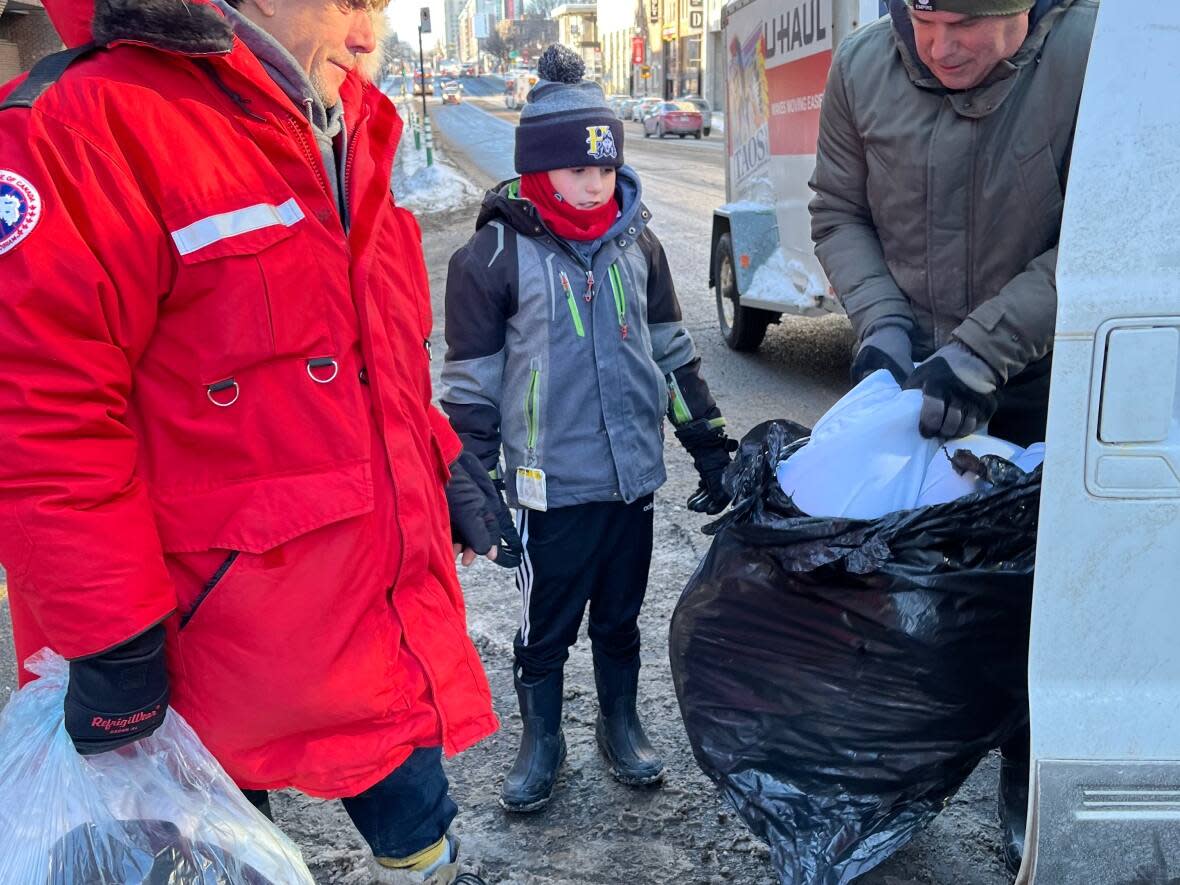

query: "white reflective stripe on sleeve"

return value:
[170, 198, 304, 256]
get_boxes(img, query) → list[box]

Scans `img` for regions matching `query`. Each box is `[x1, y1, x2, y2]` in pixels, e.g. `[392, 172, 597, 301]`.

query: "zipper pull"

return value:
[620, 322, 629, 341]
[585, 270, 595, 303]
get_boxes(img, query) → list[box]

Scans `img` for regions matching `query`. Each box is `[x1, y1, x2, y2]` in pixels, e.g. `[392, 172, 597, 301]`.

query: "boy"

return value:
[440, 44, 734, 812]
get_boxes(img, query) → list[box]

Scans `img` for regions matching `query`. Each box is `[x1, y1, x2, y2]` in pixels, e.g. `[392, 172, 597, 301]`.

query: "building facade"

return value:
[0, 0, 61, 84]
[551, 4, 599, 80]
[444, 0, 463, 58]
[598, 0, 722, 105]
[496, 16, 558, 65]
[459, 0, 502, 64]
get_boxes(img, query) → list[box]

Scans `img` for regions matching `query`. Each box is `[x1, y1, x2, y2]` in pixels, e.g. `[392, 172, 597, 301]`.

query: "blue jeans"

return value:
[242, 747, 458, 859]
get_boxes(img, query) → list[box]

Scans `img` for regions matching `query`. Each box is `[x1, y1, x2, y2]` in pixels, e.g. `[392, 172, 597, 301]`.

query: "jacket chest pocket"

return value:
[166, 199, 340, 382]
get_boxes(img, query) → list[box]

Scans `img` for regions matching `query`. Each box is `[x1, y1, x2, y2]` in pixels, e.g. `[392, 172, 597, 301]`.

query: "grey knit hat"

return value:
[907, 0, 1034, 14]
[514, 44, 624, 173]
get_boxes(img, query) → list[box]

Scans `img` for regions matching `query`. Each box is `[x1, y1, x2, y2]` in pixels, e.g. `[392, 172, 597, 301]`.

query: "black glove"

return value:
[851, 324, 914, 385]
[903, 343, 999, 439]
[675, 418, 739, 515]
[64, 624, 170, 756]
[446, 450, 522, 569]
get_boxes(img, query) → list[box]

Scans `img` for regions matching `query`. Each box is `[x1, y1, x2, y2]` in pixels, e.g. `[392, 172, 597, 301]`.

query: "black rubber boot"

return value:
[593, 654, 665, 786]
[998, 727, 1030, 876]
[499, 669, 566, 813]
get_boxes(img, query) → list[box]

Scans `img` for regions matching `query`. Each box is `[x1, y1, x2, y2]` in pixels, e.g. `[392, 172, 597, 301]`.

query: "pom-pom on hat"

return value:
[514, 44, 624, 174]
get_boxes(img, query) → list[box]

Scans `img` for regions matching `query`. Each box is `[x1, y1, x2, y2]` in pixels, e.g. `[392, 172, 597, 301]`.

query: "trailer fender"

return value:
[710, 203, 779, 296]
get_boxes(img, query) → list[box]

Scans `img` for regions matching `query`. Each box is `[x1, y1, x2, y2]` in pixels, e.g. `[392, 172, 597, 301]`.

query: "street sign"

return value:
[419, 6, 432, 33]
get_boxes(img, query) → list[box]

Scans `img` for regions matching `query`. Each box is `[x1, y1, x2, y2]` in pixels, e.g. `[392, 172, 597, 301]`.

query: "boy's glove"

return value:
[851, 324, 914, 385]
[446, 450, 523, 569]
[64, 624, 170, 756]
[675, 418, 739, 515]
[903, 342, 1000, 439]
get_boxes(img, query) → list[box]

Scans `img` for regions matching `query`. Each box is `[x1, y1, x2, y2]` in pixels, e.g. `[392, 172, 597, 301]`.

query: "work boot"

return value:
[371, 834, 482, 885]
[998, 730, 1031, 876]
[593, 654, 666, 786]
[499, 669, 566, 813]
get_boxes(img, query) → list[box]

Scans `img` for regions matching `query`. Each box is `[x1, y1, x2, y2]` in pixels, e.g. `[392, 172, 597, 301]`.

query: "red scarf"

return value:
[519, 172, 619, 242]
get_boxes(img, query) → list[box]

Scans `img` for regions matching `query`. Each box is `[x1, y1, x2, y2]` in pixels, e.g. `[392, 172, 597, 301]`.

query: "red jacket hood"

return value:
[44, 0, 234, 53]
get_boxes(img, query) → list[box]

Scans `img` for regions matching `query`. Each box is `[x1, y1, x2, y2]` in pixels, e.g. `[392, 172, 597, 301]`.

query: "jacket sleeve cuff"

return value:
[428, 406, 463, 465]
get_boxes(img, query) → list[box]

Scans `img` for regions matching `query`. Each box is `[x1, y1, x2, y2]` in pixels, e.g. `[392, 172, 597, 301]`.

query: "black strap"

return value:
[1, 43, 99, 111]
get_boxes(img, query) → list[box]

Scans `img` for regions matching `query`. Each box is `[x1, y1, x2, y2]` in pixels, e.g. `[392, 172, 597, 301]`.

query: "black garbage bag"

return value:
[670, 420, 1039, 885]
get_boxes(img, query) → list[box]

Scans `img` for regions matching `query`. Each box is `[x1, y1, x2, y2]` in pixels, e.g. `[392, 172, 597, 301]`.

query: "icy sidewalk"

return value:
[390, 97, 481, 215]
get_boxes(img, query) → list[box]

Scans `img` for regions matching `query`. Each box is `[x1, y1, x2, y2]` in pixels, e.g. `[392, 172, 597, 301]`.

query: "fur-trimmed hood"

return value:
[45, 0, 234, 54]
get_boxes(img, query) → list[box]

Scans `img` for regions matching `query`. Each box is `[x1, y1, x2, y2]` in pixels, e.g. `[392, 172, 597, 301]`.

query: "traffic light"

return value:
[419, 6, 432, 33]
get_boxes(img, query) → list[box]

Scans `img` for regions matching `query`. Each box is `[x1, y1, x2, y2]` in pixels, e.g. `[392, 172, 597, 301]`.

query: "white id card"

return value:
[516, 467, 548, 511]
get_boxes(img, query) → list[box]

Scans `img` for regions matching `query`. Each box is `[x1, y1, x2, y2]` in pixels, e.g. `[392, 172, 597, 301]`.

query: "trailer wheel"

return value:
[714, 233, 775, 352]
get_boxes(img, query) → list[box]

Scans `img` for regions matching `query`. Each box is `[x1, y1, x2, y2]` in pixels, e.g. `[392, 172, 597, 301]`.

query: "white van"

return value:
[1021, 0, 1180, 880]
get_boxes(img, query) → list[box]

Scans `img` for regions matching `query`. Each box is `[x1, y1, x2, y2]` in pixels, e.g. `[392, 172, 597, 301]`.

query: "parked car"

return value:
[643, 101, 704, 139]
[677, 95, 712, 136]
[440, 80, 462, 104]
[619, 98, 641, 120]
[634, 97, 662, 123]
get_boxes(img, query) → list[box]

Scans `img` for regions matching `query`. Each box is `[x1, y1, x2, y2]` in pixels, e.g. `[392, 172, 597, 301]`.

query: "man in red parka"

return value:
[0, 0, 517, 879]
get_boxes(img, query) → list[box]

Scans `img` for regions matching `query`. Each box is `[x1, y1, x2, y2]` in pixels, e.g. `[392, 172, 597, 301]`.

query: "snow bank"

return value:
[746, 246, 826, 312]
[392, 120, 481, 214]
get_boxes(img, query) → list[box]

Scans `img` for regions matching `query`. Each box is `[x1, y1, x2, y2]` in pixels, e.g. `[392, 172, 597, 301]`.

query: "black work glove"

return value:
[903, 342, 1000, 439]
[851, 324, 914, 385]
[446, 450, 522, 569]
[675, 418, 739, 515]
[64, 624, 170, 756]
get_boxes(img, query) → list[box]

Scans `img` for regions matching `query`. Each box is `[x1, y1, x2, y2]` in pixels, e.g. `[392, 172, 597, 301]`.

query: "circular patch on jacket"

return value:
[0, 170, 42, 255]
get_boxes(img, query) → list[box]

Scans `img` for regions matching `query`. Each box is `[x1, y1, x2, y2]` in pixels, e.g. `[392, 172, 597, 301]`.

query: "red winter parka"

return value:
[0, 0, 497, 796]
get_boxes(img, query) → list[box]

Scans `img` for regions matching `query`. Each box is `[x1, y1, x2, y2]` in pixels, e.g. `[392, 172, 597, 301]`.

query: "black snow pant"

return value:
[512, 494, 655, 682]
[241, 747, 456, 860]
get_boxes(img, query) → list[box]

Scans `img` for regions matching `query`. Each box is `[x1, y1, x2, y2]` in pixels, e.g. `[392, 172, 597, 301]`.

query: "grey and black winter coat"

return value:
[441, 167, 721, 509]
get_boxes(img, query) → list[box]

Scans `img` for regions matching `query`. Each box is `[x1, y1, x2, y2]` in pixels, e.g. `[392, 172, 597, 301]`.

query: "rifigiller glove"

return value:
[446, 450, 523, 569]
[851, 324, 914, 386]
[64, 624, 170, 756]
[675, 418, 739, 515]
[903, 341, 1000, 439]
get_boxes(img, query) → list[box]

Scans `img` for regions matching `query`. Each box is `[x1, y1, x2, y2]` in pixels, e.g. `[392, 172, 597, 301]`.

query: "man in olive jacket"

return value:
[808, 0, 1098, 874]
[810, 0, 1097, 446]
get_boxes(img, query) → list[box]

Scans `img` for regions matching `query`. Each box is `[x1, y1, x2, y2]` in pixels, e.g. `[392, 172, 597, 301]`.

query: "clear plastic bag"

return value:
[0, 649, 315, 884]
[777, 370, 1044, 517]
[775, 370, 940, 519]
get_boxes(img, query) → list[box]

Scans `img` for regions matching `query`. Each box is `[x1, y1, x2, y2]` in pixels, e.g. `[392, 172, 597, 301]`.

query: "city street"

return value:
[0, 77, 1014, 885]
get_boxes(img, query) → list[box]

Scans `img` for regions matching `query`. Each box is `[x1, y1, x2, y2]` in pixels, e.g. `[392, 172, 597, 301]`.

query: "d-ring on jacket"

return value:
[0, 0, 496, 797]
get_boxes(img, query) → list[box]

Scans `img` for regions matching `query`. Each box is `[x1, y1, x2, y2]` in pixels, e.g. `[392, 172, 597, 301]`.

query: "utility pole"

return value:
[418, 6, 434, 167]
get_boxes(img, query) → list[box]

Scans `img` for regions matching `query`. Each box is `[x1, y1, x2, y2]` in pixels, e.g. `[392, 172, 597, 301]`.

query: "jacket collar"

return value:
[92, 0, 235, 56]
[479, 166, 651, 245]
[887, 0, 1074, 116]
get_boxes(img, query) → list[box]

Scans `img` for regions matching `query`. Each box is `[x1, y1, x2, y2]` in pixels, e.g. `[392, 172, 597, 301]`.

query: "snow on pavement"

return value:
[388, 94, 481, 214]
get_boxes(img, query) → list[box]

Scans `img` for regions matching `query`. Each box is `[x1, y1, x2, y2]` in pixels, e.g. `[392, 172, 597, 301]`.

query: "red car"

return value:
[643, 101, 704, 139]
